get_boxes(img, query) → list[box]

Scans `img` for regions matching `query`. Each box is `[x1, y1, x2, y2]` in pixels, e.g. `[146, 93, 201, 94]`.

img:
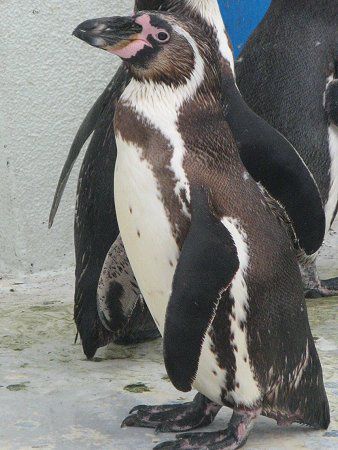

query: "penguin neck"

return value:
[122, 66, 222, 125]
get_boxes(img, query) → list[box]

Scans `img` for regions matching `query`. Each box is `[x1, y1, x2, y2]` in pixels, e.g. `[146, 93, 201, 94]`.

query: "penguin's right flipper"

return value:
[163, 187, 240, 393]
[48, 65, 127, 227]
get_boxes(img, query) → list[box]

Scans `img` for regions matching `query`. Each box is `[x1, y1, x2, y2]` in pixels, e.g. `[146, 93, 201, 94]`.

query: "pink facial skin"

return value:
[107, 14, 167, 60]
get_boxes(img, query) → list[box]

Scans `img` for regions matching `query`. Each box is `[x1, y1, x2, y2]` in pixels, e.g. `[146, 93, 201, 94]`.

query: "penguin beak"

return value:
[73, 16, 143, 51]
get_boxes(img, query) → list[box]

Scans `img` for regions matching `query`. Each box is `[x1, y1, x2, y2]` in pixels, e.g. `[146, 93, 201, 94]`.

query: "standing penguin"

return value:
[50, 0, 325, 358]
[74, 11, 330, 449]
[96, 0, 326, 337]
[236, 0, 338, 297]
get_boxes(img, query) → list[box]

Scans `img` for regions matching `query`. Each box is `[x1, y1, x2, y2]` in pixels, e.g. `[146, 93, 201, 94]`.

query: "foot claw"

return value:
[121, 414, 137, 428]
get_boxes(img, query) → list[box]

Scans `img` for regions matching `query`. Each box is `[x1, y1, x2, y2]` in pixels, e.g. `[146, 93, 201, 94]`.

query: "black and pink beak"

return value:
[73, 16, 143, 51]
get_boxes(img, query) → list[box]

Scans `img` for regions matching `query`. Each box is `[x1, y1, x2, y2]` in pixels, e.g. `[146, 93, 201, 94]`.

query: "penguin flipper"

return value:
[163, 187, 239, 393]
[226, 88, 326, 256]
[48, 65, 127, 227]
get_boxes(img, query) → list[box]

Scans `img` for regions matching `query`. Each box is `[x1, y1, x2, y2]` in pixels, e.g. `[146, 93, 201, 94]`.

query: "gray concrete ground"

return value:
[0, 225, 337, 449]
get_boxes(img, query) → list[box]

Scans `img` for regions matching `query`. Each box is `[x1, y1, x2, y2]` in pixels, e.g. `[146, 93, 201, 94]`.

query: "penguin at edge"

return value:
[49, 0, 325, 358]
[73, 11, 330, 449]
[236, 0, 338, 298]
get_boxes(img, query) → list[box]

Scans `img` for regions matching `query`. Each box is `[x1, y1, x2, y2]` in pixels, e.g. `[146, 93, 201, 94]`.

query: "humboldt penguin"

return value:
[50, 0, 325, 358]
[74, 11, 330, 449]
[96, 0, 326, 337]
[236, 0, 338, 298]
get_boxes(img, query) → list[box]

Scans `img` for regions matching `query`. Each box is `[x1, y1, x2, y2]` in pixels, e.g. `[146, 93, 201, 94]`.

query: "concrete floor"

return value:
[0, 227, 337, 450]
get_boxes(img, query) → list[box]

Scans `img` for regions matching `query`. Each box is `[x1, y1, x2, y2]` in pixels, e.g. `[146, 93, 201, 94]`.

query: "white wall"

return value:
[0, 0, 132, 275]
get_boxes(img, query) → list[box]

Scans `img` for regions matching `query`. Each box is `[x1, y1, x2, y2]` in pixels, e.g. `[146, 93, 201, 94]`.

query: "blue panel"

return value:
[218, 0, 271, 57]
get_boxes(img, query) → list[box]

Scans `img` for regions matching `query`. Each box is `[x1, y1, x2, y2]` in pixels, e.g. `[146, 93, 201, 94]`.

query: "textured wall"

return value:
[0, 0, 132, 275]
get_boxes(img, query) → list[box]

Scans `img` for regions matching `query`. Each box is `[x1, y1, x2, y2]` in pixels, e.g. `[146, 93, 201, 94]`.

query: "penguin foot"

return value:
[153, 407, 261, 450]
[301, 262, 338, 299]
[121, 393, 221, 433]
[320, 277, 338, 293]
[305, 277, 338, 299]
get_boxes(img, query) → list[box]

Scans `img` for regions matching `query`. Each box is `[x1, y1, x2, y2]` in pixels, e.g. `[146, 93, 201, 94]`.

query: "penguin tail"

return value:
[264, 340, 330, 430]
[292, 344, 331, 430]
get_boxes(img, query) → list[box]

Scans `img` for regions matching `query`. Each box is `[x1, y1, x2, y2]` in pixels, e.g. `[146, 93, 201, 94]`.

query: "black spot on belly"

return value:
[137, 230, 141, 238]
[169, 260, 174, 267]
[236, 382, 240, 389]
[212, 370, 217, 376]
[129, 206, 133, 214]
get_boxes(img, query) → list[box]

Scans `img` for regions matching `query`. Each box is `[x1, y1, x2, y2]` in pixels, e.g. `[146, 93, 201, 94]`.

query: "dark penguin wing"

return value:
[224, 80, 326, 256]
[163, 187, 239, 393]
[48, 65, 126, 227]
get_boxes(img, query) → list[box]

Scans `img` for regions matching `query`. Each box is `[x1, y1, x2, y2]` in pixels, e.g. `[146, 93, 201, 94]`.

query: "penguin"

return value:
[236, 0, 338, 298]
[96, 0, 326, 336]
[74, 11, 330, 449]
[50, 0, 325, 358]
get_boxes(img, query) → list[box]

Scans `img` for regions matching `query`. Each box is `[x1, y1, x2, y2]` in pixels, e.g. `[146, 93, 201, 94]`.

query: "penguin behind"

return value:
[97, 0, 326, 342]
[74, 11, 330, 449]
[236, 0, 338, 298]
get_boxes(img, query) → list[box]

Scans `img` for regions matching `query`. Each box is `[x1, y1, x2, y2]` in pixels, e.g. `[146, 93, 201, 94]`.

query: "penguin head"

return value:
[73, 12, 222, 88]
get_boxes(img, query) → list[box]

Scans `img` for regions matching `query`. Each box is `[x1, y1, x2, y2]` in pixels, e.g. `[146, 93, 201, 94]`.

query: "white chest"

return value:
[114, 135, 179, 334]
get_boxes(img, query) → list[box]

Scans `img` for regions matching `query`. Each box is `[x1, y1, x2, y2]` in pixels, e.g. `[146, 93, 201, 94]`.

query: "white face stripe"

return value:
[185, 0, 235, 75]
[325, 75, 338, 231]
[120, 24, 205, 215]
[221, 217, 261, 406]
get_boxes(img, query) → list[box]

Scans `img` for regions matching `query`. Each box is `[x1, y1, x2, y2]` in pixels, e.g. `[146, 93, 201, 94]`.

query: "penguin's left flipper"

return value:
[325, 79, 338, 126]
[164, 186, 240, 393]
[237, 118, 325, 256]
[226, 84, 325, 256]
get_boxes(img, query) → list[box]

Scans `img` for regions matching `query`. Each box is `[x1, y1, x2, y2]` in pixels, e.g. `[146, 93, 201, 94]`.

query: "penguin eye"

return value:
[155, 31, 170, 43]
